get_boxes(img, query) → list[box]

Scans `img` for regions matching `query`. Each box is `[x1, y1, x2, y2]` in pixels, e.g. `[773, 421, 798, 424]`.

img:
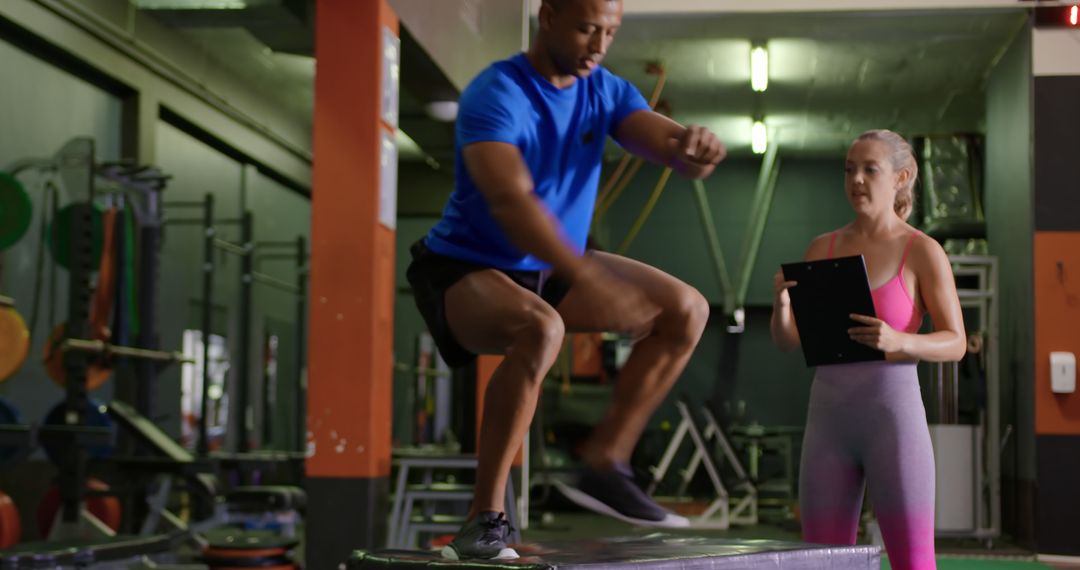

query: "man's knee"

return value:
[660, 286, 710, 345]
[513, 305, 565, 376]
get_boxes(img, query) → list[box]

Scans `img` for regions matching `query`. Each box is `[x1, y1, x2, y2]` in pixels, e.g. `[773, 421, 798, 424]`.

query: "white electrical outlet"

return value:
[1050, 352, 1076, 394]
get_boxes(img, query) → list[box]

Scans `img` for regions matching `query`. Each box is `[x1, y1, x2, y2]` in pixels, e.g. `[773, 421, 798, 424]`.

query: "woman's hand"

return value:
[848, 314, 907, 353]
[770, 269, 802, 352]
[773, 270, 797, 308]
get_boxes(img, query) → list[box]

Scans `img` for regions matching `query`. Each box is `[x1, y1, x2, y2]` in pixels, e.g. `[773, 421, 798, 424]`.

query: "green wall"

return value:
[984, 23, 1035, 538]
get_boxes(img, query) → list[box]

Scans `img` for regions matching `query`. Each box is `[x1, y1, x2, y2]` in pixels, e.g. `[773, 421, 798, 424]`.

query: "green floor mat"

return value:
[883, 557, 1051, 569]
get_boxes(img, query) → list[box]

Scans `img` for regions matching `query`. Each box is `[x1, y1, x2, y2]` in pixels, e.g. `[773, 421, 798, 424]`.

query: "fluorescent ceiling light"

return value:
[425, 101, 459, 122]
[135, 1, 246, 8]
[751, 121, 767, 154]
[750, 45, 768, 92]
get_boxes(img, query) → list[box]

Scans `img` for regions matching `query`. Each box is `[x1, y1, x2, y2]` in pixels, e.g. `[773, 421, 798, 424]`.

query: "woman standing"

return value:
[771, 130, 966, 570]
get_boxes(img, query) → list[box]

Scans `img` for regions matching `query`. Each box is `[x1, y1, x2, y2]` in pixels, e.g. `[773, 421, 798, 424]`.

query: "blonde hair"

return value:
[855, 130, 918, 221]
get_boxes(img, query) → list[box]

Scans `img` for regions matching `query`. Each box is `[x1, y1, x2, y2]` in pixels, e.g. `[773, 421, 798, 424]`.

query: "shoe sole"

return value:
[553, 480, 691, 529]
[440, 545, 519, 560]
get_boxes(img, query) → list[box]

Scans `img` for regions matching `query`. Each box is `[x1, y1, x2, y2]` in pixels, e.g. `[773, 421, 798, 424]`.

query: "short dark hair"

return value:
[543, 0, 618, 11]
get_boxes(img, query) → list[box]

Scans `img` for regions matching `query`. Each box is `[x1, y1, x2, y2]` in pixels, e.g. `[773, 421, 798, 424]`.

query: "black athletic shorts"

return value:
[405, 239, 573, 368]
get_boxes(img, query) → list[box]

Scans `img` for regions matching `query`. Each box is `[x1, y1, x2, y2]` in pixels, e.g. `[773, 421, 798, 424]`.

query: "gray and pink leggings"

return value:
[799, 361, 936, 570]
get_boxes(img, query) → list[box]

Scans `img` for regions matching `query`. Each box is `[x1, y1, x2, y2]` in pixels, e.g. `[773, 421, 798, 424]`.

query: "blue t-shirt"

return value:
[424, 53, 649, 271]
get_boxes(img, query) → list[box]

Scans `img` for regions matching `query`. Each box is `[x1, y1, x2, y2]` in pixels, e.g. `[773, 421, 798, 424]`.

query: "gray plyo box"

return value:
[348, 534, 880, 570]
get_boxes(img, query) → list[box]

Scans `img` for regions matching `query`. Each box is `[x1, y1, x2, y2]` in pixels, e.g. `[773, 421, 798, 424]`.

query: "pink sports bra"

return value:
[827, 231, 923, 334]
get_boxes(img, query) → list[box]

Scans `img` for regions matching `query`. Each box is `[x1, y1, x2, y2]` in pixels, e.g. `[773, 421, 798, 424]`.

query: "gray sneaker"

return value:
[439, 511, 519, 560]
[554, 463, 690, 528]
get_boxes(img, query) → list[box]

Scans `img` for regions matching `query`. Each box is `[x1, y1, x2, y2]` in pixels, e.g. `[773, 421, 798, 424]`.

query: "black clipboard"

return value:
[781, 255, 885, 367]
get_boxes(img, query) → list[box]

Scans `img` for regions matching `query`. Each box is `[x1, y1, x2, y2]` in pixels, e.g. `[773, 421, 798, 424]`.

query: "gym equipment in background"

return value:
[201, 534, 299, 570]
[6, 137, 177, 421]
[0, 399, 29, 550]
[1, 136, 302, 566]
[0, 531, 191, 567]
[915, 134, 985, 241]
[48, 203, 105, 270]
[39, 399, 116, 464]
[385, 449, 520, 550]
[0, 490, 20, 549]
[404, 332, 452, 447]
[252, 235, 307, 454]
[42, 322, 114, 391]
[167, 193, 308, 456]
[6, 137, 183, 542]
[105, 400, 306, 541]
[43, 206, 118, 390]
[643, 399, 757, 530]
[0, 398, 31, 468]
[166, 194, 251, 455]
[0, 298, 29, 383]
[927, 255, 1001, 546]
[0, 173, 33, 383]
[0, 172, 32, 251]
[36, 477, 121, 539]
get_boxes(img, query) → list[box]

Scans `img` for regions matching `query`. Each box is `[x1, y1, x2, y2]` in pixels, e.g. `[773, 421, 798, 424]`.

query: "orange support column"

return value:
[307, 0, 398, 565]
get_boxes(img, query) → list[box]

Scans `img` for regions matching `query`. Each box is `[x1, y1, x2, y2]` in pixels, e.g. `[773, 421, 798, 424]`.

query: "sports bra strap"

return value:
[898, 232, 919, 271]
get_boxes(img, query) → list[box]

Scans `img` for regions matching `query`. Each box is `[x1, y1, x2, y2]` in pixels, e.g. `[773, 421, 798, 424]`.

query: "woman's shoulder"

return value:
[907, 227, 942, 251]
[804, 229, 842, 260]
[815, 223, 853, 243]
[810, 231, 833, 247]
[905, 227, 949, 270]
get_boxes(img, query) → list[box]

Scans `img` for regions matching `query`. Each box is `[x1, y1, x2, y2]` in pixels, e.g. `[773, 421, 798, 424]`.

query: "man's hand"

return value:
[674, 125, 727, 168]
[613, 113, 726, 180]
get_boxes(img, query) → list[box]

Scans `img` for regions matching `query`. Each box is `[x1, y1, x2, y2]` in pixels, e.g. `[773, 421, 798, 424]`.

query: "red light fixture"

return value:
[1034, 4, 1080, 27]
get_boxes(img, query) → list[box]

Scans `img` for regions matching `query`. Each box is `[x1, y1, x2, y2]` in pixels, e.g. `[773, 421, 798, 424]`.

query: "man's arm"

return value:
[463, 140, 661, 334]
[462, 141, 586, 278]
[613, 111, 726, 180]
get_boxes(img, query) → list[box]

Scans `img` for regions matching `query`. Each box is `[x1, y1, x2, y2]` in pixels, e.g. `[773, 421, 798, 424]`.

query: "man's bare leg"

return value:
[553, 252, 709, 526]
[444, 270, 565, 517]
[559, 252, 709, 466]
